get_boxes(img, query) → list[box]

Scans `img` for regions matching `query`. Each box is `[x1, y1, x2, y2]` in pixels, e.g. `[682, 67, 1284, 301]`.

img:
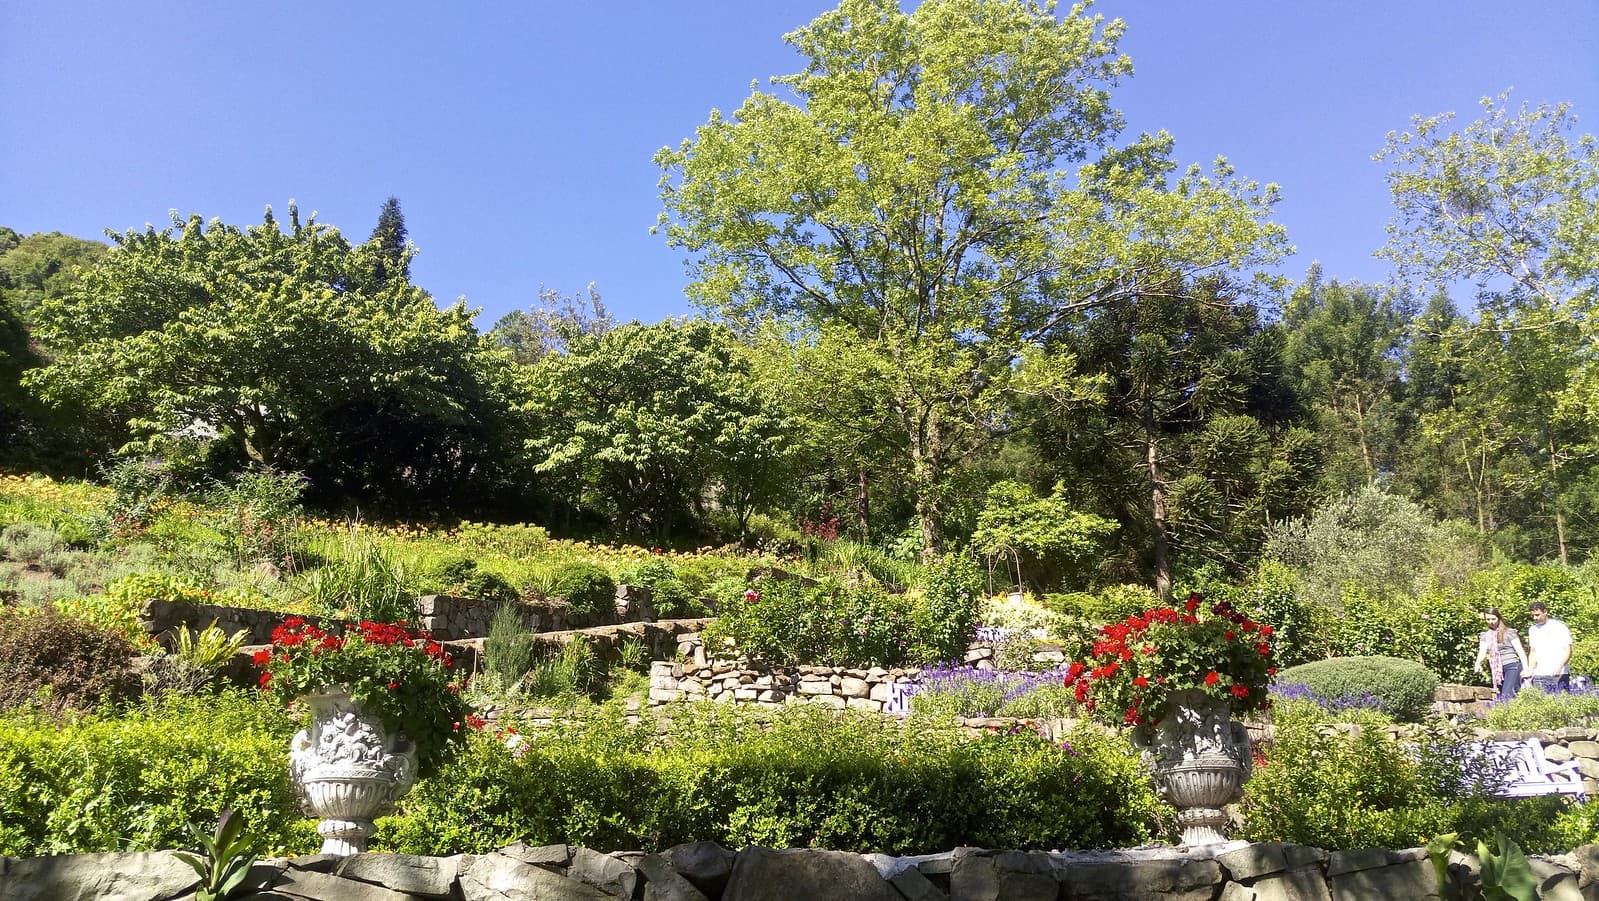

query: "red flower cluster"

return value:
[1065, 592, 1275, 728]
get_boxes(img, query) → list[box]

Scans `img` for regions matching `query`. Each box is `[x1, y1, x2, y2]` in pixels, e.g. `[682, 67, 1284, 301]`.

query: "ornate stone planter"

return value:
[289, 687, 417, 855]
[1136, 688, 1252, 846]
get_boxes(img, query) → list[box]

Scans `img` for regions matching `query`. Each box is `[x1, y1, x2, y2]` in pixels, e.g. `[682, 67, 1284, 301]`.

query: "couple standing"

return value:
[1474, 601, 1572, 700]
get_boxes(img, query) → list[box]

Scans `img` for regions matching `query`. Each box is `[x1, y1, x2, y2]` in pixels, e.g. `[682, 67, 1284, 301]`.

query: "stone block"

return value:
[891, 866, 950, 901]
[1326, 858, 1435, 901]
[461, 853, 613, 901]
[1217, 843, 1288, 881]
[665, 841, 736, 897]
[649, 688, 683, 703]
[0, 851, 198, 901]
[807, 694, 847, 708]
[336, 853, 458, 897]
[500, 842, 574, 868]
[270, 868, 422, 901]
[798, 679, 835, 695]
[1578, 758, 1599, 781]
[1057, 855, 1222, 901]
[1218, 883, 1256, 901]
[871, 683, 896, 703]
[1247, 867, 1331, 901]
[634, 853, 710, 901]
[569, 847, 637, 898]
[848, 697, 884, 712]
[1569, 741, 1599, 759]
[722, 848, 895, 901]
[842, 677, 871, 698]
[1547, 744, 1577, 763]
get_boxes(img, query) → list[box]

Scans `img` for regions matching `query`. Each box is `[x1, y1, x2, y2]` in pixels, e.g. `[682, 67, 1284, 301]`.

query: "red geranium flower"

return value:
[1204, 671, 1221, 686]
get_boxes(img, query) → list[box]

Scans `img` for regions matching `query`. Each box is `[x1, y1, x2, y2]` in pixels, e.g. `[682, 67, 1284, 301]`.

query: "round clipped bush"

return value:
[1273, 656, 1439, 722]
[0, 606, 141, 715]
[549, 562, 617, 617]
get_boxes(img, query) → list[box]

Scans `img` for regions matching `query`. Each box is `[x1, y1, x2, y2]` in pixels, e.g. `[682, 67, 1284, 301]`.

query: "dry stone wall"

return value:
[648, 659, 922, 712]
[7, 840, 1599, 901]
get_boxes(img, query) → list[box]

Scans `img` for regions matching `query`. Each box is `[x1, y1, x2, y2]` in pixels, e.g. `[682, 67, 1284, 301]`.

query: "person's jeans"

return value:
[1530, 674, 1571, 693]
[1497, 662, 1523, 701]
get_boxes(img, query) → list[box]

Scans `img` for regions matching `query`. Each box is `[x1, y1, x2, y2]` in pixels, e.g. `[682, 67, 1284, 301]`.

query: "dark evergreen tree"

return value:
[368, 196, 410, 286]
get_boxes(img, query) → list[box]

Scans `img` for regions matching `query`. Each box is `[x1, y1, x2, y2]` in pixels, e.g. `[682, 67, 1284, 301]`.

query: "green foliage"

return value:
[1045, 584, 1162, 628]
[0, 606, 140, 715]
[298, 529, 414, 623]
[971, 481, 1116, 592]
[619, 558, 708, 619]
[1244, 700, 1571, 853]
[97, 456, 174, 540]
[27, 207, 530, 517]
[0, 691, 310, 856]
[381, 705, 1164, 855]
[206, 467, 304, 569]
[451, 521, 550, 558]
[1237, 561, 1324, 668]
[175, 619, 251, 669]
[1274, 656, 1440, 722]
[174, 809, 263, 901]
[416, 553, 518, 605]
[525, 637, 603, 702]
[1267, 485, 1480, 610]
[481, 603, 535, 694]
[1483, 688, 1599, 732]
[708, 561, 978, 667]
[548, 562, 616, 617]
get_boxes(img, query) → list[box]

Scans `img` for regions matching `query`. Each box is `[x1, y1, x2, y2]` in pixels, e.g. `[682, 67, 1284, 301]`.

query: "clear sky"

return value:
[3, 2, 1595, 327]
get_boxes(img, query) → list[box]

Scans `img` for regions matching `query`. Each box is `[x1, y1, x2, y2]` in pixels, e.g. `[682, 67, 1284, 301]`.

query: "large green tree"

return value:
[1378, 93, 1599, 561]
[28, 206, 529, 514]
[656, 0, 1287, 554]
[522, 318, 796, 540]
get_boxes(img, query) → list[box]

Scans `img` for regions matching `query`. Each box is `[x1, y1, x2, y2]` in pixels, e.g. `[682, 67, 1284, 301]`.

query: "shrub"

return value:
[453, 521, 550, 558]
[379, 705, 1163, 855]
[619, 558, 708, 618]
[0, 522, 67, 567]
[549, 562, 616, 617]
[297, 529, 413, 623]
[481, 603, 535, 694]
[0, 606, 141, 715]
[526, 637, 603, 701]
[1243, 699, 1571, 852]
[1044, 584, 1160, 627]
[0, 691, 312, 856]
[906, 665, 1077, 719]
[1273, 656, 1439, 722]
[1483, 688, 1599, 731]
[207, 466, 305, 569]
[97, 456, 175, 539]
[417, 554, 518, 606]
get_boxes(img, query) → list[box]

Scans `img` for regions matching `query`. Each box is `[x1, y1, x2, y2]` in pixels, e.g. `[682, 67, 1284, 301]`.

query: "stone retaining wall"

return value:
[648, 659, 923, 712]
[141, 585, 673, 646]
[7, 840, 1599, 900]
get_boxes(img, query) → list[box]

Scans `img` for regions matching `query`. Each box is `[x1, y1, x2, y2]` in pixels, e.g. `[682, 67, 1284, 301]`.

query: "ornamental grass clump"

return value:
[1066, 593, 1275, 728]
[255, 617, 472, 775]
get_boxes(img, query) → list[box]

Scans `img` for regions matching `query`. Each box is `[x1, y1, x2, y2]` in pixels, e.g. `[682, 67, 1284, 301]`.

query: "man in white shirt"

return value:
[1526, 601, 1573, 693]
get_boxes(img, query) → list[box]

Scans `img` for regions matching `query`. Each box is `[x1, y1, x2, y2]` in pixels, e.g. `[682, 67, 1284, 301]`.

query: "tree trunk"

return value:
[1549, 439, 1569, 566]
[910, 404, 945, 559]
[1351, 393, 1374, 484]
[1147, 428, 1171, 600]
[855, 464, 871, 541]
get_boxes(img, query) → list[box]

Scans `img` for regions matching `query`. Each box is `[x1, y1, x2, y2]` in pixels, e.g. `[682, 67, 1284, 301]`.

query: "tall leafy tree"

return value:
[27, 206, 529, 514]
[523, 318, 795, 540]
[656, 0, 1287, 554]
[1379, 93, 1599, 560]
[1034, 277, 1318, 594]
[489, 284, 613, 366]
[1280, 266, 1413, 489]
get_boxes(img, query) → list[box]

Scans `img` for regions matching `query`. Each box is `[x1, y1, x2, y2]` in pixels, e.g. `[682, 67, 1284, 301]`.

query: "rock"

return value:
[461, 853, 614, 901]
[890, 866, 950, 901]
[336, 853, 458, 897]
[1577, 758, 1599, 781]
[633, 853, 710, 901]
[841, 677, 871, 698]
[1246, 867, 1332, 901]
[808, 694, 847, 708]
[1325, 858, 1435, 901]
[1217, 883, 1256, 901]
[569, 847, 638, 898]
[267, 868, 421, 901]
[1546, 744, 1577, 763]
[1216, 843, 1288, 881]
[722, 848, 895, 901]
[500, 842, 574, 868]
[798, 680, 836, 695]
[1056, 854, 1223, 901]
[664, 842, 736, 897]
[0, 851, 198, 901]
[1568, 741, 1599, 759]
[1572, 844, 1599, 886]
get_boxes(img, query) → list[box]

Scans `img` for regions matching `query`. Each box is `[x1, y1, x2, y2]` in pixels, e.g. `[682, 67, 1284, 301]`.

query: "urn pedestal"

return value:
[1137, 689, 1252, 846]
[289, 688, 417, 855]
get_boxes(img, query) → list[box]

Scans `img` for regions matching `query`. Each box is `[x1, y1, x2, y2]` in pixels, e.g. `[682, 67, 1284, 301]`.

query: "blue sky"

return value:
[3, 2, 1595, 327]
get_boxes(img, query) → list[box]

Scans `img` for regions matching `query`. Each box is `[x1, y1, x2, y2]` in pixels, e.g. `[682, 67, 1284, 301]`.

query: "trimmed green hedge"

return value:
[0, 692, 313, 856]
[1274, 656, 1439, 722]
[379, 705, 1167, 855]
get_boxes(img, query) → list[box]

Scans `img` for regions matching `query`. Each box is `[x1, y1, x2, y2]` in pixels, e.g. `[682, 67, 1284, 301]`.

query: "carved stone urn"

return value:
[289, 687, 417, 855]
[1136, 688, 1252, 846]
